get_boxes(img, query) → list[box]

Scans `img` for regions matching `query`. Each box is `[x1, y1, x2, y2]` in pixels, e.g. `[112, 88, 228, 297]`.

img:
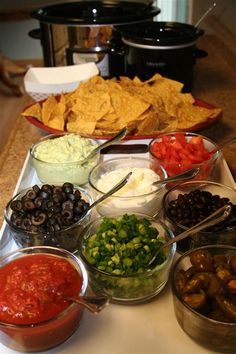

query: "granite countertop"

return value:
[0, 30, 236, 228]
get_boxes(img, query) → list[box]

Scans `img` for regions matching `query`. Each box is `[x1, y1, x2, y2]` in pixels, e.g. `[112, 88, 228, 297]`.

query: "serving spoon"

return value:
[81, 127, 128, 165]
[211, 136, 236, 155]
[148, 204, 232, 266]
[85, 171, 132, 213]
[66, 294, 109, 314]
[152, 167, 200, 187]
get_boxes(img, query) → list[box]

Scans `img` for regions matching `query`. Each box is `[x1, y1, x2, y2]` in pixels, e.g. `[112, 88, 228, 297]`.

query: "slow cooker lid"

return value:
[118, 22, 204, 46]
[31, 1, 161, 26]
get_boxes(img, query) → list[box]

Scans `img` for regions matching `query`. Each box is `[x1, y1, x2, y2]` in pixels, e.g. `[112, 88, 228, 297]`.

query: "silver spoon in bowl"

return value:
[148, 204, 232, 266]
[211, 136, 236, 155]
[65, 294, 109, 314]
[152, 167, 200, 187]
[81, 127, 128, 165]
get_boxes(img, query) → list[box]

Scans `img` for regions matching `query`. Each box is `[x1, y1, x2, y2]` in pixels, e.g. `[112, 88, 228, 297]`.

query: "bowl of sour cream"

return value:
[30, 133, 100, 185]
[88, 157, 168, 216]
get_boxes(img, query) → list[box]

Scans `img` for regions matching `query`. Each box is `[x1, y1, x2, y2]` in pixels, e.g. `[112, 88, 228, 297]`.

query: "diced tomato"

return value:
[162, 136, 172, 144]
[171, 141, 183, 151]
[151, 134, 213, 177]
[174, 133, 186, 145]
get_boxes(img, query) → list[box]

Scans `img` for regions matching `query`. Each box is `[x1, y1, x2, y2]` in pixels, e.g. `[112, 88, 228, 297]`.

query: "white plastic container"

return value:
[24, 63, 99, 101]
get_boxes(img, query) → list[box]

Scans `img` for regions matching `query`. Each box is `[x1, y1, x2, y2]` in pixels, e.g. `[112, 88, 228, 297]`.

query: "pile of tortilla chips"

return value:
[22, 74, 222, 136]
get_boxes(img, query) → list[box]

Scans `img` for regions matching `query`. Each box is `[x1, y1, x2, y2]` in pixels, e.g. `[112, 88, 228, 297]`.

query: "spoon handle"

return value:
[82, 127, 128, 165]
[89, 172, 132, 210]
[152, 168, 200, 186]
[66, 295, 109, 314]
[215, 136, 236, 153]
[163, 204, 232, 249]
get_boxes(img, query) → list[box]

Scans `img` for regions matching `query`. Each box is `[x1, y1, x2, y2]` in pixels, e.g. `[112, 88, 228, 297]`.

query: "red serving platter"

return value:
[24, 98, 222, 140]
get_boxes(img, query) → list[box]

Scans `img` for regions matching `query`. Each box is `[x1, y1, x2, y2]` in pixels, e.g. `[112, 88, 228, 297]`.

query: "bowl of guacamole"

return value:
[30, 133, 100, 185]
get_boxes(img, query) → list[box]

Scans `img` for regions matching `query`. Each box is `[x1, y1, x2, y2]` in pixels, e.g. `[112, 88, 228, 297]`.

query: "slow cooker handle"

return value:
[195, 28, 205, 37]
[28, 29, 41, 40]
[193, 48, 208, 59]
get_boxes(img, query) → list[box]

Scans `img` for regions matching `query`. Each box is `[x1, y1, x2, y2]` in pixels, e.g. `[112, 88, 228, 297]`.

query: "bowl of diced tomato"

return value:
[149, 132, 221, 182]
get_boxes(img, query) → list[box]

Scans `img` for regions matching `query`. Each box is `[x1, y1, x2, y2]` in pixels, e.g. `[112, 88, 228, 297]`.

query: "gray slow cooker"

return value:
[29, 0, 160, 77]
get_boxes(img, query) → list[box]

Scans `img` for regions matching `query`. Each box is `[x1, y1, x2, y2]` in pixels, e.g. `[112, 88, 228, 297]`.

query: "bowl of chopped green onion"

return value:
[77, 213, 176, 304]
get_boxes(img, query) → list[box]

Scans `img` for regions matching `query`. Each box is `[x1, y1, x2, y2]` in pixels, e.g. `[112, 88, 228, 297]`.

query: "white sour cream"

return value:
[97, 167, 159, 197]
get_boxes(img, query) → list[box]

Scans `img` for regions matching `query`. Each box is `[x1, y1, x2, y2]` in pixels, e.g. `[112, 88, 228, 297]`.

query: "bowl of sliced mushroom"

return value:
[171, 245, 236, 353]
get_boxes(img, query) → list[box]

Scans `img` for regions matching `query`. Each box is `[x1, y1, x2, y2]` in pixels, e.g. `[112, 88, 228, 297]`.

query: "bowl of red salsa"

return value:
[0, 246, 88, 352]
[149, 132, 221, 183]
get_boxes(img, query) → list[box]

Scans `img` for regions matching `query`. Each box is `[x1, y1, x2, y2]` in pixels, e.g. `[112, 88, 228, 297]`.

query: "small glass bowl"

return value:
[88, 156, 168, 217]
[30, 133, 100, 186]
[4, 184, 92, 253]
[149, 132, 221, 183]
[0, 246, 88, 352]
[162, 180, 236, 252]
[171, 245, 236, 353]
[77, 213, 176, 304]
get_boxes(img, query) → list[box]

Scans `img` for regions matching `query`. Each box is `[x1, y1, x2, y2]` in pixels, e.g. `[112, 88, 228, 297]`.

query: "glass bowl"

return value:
[149, 132, 221, 183]
[162, 180, 236, 252]
[77, 213, 176, 304]
[88, 156, 168, 217]
[4, 183, 92, 252]
[30, 133, 100, 186]
[171, 245, 236, 353]
[0, 246, 88, 352]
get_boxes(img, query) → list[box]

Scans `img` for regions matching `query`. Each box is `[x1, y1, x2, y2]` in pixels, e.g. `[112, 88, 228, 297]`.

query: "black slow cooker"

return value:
[117, 21, 207, 92]
[29, 1, 160, 77]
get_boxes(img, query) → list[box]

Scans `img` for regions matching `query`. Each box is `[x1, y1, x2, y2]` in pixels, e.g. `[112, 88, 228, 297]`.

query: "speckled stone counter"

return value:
[0, 31, 236, 229]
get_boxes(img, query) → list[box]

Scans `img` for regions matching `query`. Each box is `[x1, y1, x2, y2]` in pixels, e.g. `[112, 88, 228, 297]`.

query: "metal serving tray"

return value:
[0, 139, 235, 354]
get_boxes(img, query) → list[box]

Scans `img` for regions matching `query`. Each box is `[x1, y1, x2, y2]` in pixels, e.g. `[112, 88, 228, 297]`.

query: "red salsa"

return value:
[0, 254, 82, 325]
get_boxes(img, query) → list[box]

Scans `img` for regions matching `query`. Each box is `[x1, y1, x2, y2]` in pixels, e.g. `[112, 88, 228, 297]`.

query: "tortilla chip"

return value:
[22, 102, 42, 121]
[22, 73, 222, 136]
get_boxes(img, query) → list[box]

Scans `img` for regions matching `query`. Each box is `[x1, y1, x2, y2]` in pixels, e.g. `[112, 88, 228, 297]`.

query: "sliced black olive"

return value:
[62, 182, 74, 194]
[21, 218, 32, 229]
[34, 197, 43, 208]
[62, 209, 73, 220]
[31, 212, 47, 226]
[52, 193, 63, 203]
[62, 200, 74, 210]
[74, 189, 82, 201]
[25, 189, 37, 200]
[28, 224, 39, 233]
[67, 193, 76, 202]
[41, 184, 53, 193]
[10, 200, 23, 212]
[40, 190, 50, 199]
[32, 184, 41, 194]
[22, 199, 36, 211]
[52, 186, 63, 194]
[12, 216, 23, 228]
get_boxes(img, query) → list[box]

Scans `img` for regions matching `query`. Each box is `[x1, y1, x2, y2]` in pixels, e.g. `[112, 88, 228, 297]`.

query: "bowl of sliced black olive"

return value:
[171, 245, 236, 353]
[162, 180, 236, 252]
[4, 182, 92, 252]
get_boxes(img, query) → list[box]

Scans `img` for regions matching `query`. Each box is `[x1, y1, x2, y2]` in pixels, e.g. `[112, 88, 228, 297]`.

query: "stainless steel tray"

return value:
[0, 139, 235, 354]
